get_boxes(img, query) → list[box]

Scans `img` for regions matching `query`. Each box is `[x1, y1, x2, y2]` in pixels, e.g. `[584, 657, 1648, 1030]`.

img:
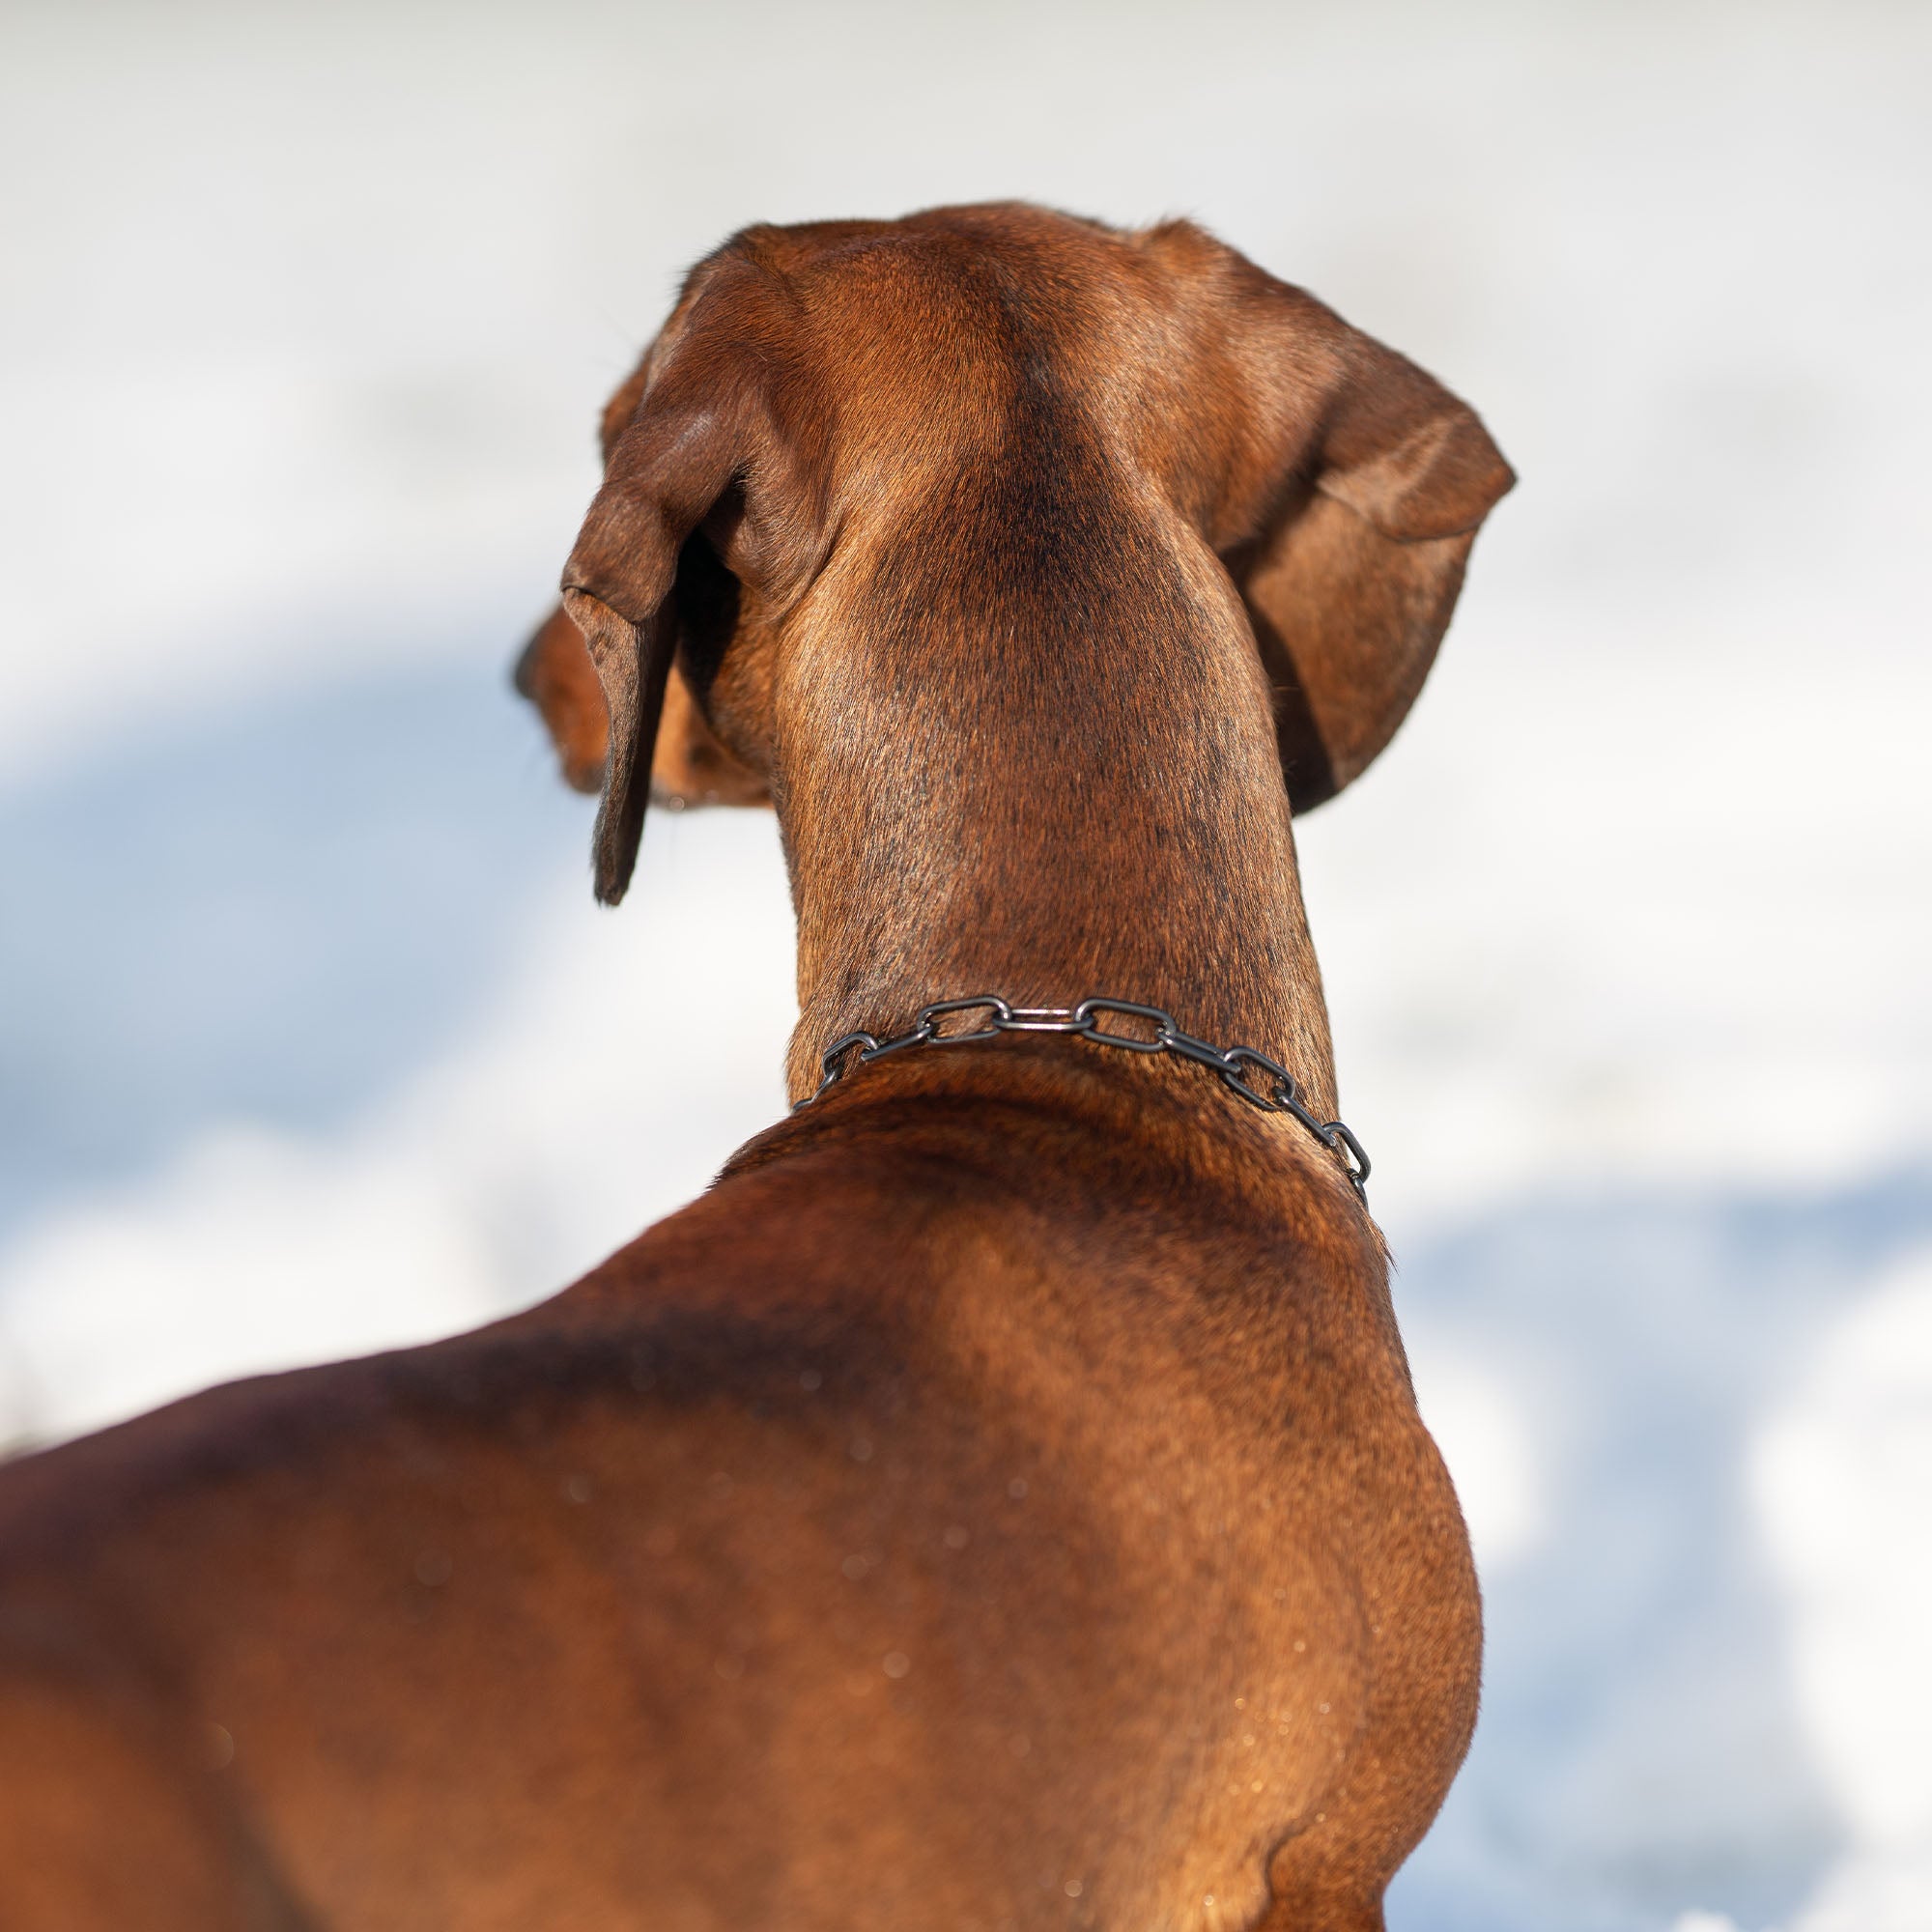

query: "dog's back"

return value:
[0, 204, 1510, 1931]
[0, 1080, 1462, 1930]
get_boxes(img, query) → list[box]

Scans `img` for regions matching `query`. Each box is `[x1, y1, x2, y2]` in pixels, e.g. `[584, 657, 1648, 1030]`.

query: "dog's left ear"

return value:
[1213, 273, 1515, 810]
[562, 257, 812, 903]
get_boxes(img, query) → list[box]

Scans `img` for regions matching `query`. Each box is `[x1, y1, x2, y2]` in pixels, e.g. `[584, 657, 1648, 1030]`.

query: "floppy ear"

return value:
[1228, 292, 1515, 810]
[556, 582, 674, 905]
[560, 306, 774, 904]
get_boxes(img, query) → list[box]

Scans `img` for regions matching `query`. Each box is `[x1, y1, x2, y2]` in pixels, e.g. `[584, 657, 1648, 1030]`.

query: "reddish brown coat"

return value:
[0, 203, 1511, 1931]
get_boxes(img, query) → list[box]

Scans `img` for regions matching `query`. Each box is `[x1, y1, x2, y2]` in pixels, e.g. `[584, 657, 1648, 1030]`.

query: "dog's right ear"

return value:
[1208, 266, 1516, 811]
[561, 260, 810, 904]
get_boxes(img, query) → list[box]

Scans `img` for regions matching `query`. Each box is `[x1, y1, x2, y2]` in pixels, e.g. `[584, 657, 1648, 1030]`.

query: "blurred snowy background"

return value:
[2, 1, 1928, 1926]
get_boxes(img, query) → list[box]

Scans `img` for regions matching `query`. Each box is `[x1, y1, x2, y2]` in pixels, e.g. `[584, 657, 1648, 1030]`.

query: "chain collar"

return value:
[794, 994, 1369, 1200]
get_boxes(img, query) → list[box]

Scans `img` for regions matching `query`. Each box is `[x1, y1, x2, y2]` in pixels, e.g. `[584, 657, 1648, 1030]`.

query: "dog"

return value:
[0, 202, 1510, 1930]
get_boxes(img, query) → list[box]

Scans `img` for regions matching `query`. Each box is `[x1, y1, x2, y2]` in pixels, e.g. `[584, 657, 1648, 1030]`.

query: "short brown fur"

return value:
[0, 203, 1510, 1930]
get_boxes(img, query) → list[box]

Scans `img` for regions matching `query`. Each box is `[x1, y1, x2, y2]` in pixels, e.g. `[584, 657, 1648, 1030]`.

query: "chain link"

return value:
[795, 993, 1370, 1199]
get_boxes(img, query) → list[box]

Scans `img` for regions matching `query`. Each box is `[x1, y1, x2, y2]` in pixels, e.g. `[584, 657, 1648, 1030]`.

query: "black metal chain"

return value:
[795, 994, 1370, 1200]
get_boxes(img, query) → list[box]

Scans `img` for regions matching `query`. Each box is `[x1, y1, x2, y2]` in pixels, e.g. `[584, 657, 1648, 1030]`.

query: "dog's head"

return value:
[521, 204, 1512, 903]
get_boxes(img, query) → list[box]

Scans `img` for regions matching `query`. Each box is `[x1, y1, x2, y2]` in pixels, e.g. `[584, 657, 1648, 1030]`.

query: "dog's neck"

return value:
[771, 515, 1339, 1119]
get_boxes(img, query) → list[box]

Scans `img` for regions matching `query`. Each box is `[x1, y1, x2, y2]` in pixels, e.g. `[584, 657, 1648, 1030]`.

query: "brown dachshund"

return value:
[0, 203, 1511, 1930]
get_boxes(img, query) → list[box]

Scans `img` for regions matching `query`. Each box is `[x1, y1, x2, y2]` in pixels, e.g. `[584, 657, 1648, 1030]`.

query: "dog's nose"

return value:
[511, 630, 541, 700]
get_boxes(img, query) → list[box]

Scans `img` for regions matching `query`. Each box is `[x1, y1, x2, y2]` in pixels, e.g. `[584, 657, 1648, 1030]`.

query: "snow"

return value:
[3, 3, 1928, 1926]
